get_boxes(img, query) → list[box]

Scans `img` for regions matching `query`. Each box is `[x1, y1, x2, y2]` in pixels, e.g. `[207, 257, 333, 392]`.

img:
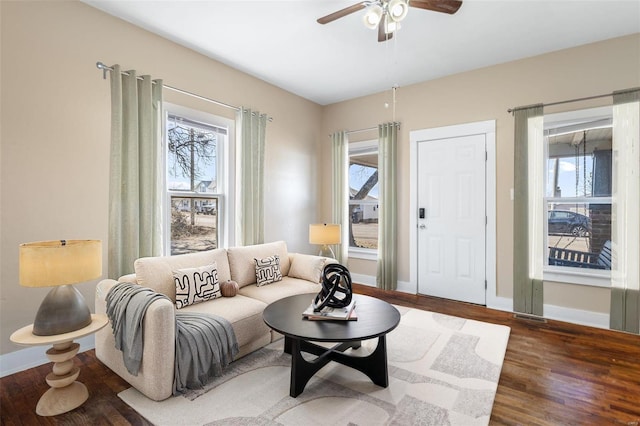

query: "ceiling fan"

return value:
[317, 0, 463, 42]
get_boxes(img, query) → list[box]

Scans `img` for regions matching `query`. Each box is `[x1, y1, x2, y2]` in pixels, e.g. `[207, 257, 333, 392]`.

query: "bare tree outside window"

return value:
[167, 114, 221, 254]
[349, 150, 379, 250]
[168, 119, 217, 189]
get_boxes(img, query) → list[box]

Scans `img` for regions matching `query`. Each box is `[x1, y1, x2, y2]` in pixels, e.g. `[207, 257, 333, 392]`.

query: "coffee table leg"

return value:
[288, 336, 389, 397]
[361, 335, 388, 387]
[290, 338, 343, 397]
[320, 336, 389, 388]
[283, 335, 292, 354]
[289, 338, 315, 397]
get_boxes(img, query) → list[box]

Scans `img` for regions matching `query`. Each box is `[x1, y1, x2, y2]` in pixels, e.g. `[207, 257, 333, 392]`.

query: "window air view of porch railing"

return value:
[545, 118, 612, 270]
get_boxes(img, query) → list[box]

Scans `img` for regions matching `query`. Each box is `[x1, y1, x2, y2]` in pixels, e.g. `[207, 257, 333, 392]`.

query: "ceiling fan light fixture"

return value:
[363, 4, 384, 29]
[388, 0, 409, 22]
[384, 16, 399, 34]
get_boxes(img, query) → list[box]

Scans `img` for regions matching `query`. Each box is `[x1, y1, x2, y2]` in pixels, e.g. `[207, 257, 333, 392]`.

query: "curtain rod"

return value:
[507, 88, 639, 114]
[329, 122, 401, 137]
[96, 62, 273, 121]
[347, 126, 377, 135]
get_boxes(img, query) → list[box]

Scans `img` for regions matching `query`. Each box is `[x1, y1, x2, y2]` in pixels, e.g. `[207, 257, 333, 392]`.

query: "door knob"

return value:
[419, 224, 426, 229]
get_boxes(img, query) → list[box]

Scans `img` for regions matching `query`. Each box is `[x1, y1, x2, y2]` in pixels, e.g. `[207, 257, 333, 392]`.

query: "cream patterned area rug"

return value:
[119, 306, 510, 425]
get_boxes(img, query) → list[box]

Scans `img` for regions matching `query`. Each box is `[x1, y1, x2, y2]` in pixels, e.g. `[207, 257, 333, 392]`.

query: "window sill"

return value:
[544, 266, 611, 288]
[348, 247, 378, 261]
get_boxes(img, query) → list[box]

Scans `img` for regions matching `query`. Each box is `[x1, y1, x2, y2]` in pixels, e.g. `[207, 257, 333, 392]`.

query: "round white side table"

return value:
[10, 314, 109, 416]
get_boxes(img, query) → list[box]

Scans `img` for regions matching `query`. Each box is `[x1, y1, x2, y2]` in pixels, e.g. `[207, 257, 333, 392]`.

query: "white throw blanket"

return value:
[106, 283, 239, 395]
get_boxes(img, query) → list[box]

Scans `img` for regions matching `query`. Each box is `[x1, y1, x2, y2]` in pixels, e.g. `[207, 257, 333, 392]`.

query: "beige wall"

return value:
[0, 1, 322, 355]
[320, 34, 640, 315]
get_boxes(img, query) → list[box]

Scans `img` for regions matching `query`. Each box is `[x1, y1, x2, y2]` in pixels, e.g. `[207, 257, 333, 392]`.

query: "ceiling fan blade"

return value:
[378, 20, 394, 42]
[317, 2, 367, 24]
[409, 0, 462, 14]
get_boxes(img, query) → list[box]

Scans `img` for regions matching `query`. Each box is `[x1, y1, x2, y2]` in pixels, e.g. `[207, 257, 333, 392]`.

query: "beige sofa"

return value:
[95, 241, 332, 401]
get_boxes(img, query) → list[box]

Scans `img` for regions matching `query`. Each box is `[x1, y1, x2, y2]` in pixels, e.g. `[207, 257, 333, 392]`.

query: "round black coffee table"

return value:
[263, 293, 400, 397]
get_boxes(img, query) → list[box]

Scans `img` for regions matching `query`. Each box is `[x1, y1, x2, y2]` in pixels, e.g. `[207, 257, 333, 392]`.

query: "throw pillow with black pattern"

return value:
[255, 255, 282, 286]
[173, 262, 221, 309]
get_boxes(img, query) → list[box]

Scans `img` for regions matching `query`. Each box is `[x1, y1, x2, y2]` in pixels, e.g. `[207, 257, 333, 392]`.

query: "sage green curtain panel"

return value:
[376, 123, 398, 291]
[513, 105, 544, 316]
[108, 65, 163, 278]
[610, 88, 640, 333]
[237, 108, 268, 246]
[331, 131, 349, 264]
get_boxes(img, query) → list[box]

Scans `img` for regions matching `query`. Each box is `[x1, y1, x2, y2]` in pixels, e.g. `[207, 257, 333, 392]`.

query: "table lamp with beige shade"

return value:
[12, 239, 108, 416]
[19, 239, 102, 335]
[309, 223, 341, 258]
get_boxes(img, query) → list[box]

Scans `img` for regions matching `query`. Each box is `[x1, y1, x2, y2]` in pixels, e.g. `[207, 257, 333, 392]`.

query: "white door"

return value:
[417, 134, 486, 304]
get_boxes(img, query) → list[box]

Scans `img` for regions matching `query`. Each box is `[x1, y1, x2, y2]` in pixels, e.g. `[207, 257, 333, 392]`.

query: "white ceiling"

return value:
[84, 0, 640, 105]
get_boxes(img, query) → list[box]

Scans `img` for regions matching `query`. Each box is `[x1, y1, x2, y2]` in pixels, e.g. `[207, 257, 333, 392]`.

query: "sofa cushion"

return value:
[179, 294, 270, 350]
[288, 253, 326, 283]
[255, 255, 282, 286]
[227, 241, 291, 287]
[173, 263, 222, 309]
[238, 276, 320, 305]
[134, 248, 231, 300]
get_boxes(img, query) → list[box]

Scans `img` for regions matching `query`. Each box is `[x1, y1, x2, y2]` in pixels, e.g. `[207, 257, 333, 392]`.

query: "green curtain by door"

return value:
[376, 123, 398, 291]
[331, 131, 349, 264]
[237, 108, 268, 246]
[108, 65, 163, 278]
[610, 88, 640, 333]
[513, 105, 544, 316]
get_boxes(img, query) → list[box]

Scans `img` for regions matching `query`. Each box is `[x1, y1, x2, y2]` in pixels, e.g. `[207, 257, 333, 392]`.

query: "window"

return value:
[165, 104, 234, 255]
[544, 107, 612, 285]
[349, 140, 378, 258]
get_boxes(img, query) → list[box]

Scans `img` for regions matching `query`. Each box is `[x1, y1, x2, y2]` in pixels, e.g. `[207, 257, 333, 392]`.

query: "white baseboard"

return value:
[353, 273, 611, 330]
[350, 273, 376, 287]
[488, 297, 609, 329]
[487, 296, 513, 312]
[0, 335, 96, 378]
[351, 273, 415, 294]
[395, 281, 414, 294]
[543, 303, 610, 329]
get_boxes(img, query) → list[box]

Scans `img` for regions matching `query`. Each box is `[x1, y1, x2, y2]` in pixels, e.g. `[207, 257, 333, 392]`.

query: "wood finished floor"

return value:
[1, 284, 639, 425]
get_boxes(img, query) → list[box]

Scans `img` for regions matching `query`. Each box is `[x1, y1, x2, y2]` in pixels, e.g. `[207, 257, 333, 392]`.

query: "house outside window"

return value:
[544, 107, 612, 286]
[349, 140, 378, 259]
[165, 105, 234, 255]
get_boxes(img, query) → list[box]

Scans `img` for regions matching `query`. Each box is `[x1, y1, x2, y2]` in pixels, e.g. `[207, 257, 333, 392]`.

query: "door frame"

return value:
[409, 120, 497, 306]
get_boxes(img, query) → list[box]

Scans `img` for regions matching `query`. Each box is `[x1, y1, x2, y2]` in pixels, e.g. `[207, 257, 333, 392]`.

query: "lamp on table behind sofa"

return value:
[19, 239, 102, 336]
[309, 224, 341, 258]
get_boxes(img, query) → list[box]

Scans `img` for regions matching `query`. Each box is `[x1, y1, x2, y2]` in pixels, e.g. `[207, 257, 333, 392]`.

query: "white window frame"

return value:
[348, 140, 378, 261]
[543, 106, 612, 288]
[163, 102, 235, 254]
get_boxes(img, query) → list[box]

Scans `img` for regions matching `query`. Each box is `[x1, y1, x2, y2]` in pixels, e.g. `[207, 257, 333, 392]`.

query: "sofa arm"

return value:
[95, 279, 119, 315]
[118, 273, 138, 283]
[95, 279, 177, 401]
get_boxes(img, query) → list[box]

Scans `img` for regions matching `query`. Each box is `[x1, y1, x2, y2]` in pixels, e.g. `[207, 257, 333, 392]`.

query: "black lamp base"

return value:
[33, 285, 92, 336]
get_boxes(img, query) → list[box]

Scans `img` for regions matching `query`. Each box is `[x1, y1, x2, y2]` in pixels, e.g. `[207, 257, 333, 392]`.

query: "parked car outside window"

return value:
[547, 210, 591, 237]
[201, 204, 216, 215]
